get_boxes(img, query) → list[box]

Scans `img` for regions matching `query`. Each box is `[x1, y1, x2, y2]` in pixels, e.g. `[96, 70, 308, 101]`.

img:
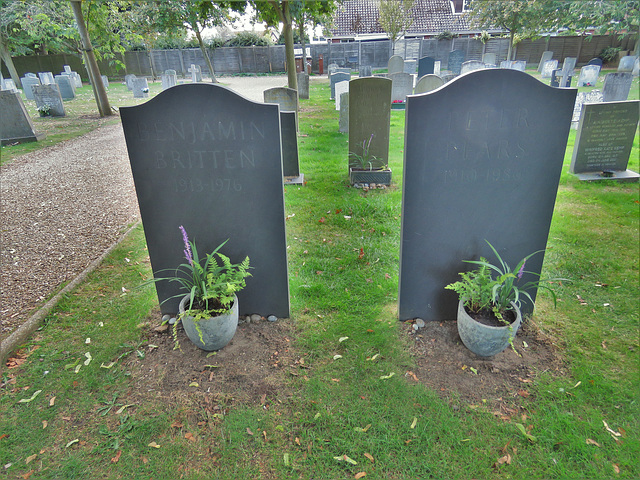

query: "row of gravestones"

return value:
[119, 68, 639, 323]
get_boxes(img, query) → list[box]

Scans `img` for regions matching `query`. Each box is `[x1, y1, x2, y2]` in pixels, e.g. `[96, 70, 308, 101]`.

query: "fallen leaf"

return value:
[18, 390, 42, 404]
[517, 390, 530, 398]
[405, 371, 419, 382]
[410, 417, 418, 429]
[148, 442, 161, 448]
[111, 450, 122, 463]
[0, 434, 8, 440]
[21, 470, 34, 479]
[116, 404, 134, 414]
[184, 433, 197, 442]
[319, 217, 326, 223]
[339, 336, 349, 343]
[613, 464, 620, 474]
[246, 428, 254, 436]
[171, 421, 184, 428]
[379, 372, 395, 380]
[603, 420, 621, 437]
[49, 396, 56, 407]
[42, 421, 47, 429]
[25, 454, 37, 464]
[333, 355, 343, 360]
[364, 452, 374, 463]
[493, 454, 512, 468]
[358, 248, 364, 259]
[333, 455, 358, 465]
[189, 382, 199, 387]
[65, 439, 79, 448]
[602, 341, 607, 349]
[354, 424, 372, 433]
[586, 438, 601, 447]
[355, 472, 367, 479]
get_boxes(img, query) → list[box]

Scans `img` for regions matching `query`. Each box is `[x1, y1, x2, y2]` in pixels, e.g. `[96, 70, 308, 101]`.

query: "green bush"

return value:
[599, 46, 621, 63]
[225, 32, 272, 47]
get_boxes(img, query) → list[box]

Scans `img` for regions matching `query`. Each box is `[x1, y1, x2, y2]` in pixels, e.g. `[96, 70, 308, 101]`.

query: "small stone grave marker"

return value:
[602, 72, 633, 102]
[618, 55, 636, 72]
[404, 60, 417, 74]
[339, 91, 349, 133]
[460, 60, 485, 75]
[399, 69, 576, 321]
[482, 53, 496, 65]
[280, 111, 303, 184]
[359, 65, 372, 77]
[297, 72, 309, 99]
[2, 79, 17, 92]
[161, 72, 177, 90]
[264, 86, 299, 130]
[414, 74, 444, 94]
[572, 90, 603, 123]
[388, 55, 404, 74]
[20, 76, 41, 100]
[570, 100, 639, 181]
[189, 64, 203, 82]
[125, 74, 136, 90]
[0, 91, 46, 145]
[64, 65, 72, 74]
[434, 61, 441, 76]
[390, 72, 413, 103]
[120, 83, 290, 317]
[100, 75, 109, 89]
[38, 72, 55, 85]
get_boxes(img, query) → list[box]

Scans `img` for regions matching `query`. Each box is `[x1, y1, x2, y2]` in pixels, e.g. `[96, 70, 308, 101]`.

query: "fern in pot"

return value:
[445, 241, 564, 357]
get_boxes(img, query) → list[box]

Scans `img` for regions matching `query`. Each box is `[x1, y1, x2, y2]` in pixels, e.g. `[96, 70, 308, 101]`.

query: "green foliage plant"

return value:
[599, 46, 622, 63]
[349, 134, 387, 170]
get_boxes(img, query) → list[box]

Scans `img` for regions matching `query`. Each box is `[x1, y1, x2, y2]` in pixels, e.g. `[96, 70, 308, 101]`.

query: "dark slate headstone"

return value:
[297, 72, 309, 100]
[120, 84, 290, 317]
[418, 56, 436, 78]
[330, 72, 351, 99]
[0, 91, 46, 145]
[359, 65, 373, 77]
[538, 51, 553, 72]
[280, 111, 303, 184]
[447, 50, 465, 75]
[54, 74, 75, 99]
[618, 55, 636, 72]
[399, 69, 576, 321]
[389, 72, 413, 102]
[132, 77, 149, 98]
[339, 91, 349, 133]
[388, 55, 404, 74]
[577, 65, 600, 87]
[32, 84, 66, 117]
[348, 77, 392, 171]
[586, 57, 603, 67]
[20, 76, 41, 100]
[541, 60, 558, 78]
[414, 74, 444, 94]
[460, 60, 485, 75]
[602, 72, 633, 102]
[569, 101, 639, 181]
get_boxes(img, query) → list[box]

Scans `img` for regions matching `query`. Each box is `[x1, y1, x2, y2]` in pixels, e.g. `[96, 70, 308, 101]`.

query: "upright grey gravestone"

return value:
[33, 84, 66, 117]
[25, 72, 38, 78]
[327, 63, 339, 76]
[334, 81, 349, 111]
[570, 101, 639, 182]
[561, 57, 577, 74]
[0, 91, 46, 145]
[577, 65, 600, 87]
[359, 65, 373, 77]
[339, 92, 349, 133]
[482, 53, 496, 65]
[20, 76, 41, 100]
[161, 73, 177, 91]
[602, 72, 633, 102]
[418, 56, 436, 79]
[460, 60, 485, 75]
[264, 86, 299, 130]
[537, 51, 553, 72]
[2, 79, 17, 92]
[541, 60, 558, 78]
[38, 72, 55, 85]
[190, 64, 203, 82]
[330, 72, 350, 99]
[125, 74, 136, 90]
[633, 57, 639, 76]
[572, 90, 603, 123]
[280, 111, 303, 184]
[120, 83, 290, 318]
[132, 77, 149, 98]
[389, 72, 413, 102]
[414, 74, 444, 94]
[388, 55, 404, 74]
[399, 69, 576, 321]
[447, 50, 465, 75]
[64, 65, 72, 74]
[618, 55, 636, 72]
[297, 72, 309, 99]
[512, 61, 526, 71]
[100, 75, 109, 89]
[348, 77, 392, 171]
[54, 75, 76, 99]
[404, 60, 417, 74]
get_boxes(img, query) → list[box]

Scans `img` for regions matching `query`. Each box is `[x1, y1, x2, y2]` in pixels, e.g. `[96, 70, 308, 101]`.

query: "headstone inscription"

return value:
[577, 65, 600, 87]
[537, 51, 553, 72]
[348, 77, 392, 171]
[280, 111, 303, 184]
[399, 69, 576, 321]
[618, 55, 636, 72]
[460, 60, 485, 75]
[20, 76, 41, 100]
[125, 74, 136, 90]
[418, 56, 436, 78]
[32, 84, 66, 117]
[541, 60, 558, 78]
[569, 101, 639, 182]
[572, 90, 603, 123]
[447, 50, 465, 75]
[389, 72, 413, 103]
[0, 91, 46, 145]
[414, 74, 444, 94]
[297, 72, 309, 100]
[120, 83, 290, 318]
[482, 53, 496, 65]
[54, 75, 76, 99]
[388, 55, 404, 74]
[334, 81, 349, 111]
[132, 77, 149, 98]
[264, 87, 299, 130]
[330, 72, 350, 99]
[602, 72, 633, 102]
[359, 65, 373, 77]
[339, 92, 349, 133]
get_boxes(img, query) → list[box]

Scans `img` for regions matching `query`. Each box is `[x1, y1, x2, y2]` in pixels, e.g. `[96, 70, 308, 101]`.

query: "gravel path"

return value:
[0, 75, 310, 342]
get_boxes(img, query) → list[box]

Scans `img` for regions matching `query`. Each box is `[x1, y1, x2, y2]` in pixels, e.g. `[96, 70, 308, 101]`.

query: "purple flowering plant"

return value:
[445, 240, 565, 320]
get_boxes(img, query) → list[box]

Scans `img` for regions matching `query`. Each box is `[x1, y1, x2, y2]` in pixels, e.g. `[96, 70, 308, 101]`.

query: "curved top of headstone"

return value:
[414, 74, 445, 94]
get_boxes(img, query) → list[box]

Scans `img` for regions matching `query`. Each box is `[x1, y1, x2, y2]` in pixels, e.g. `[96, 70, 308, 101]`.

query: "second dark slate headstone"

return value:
[418, 56, 435, 78]
[447, 50, 465, 75]
[399, 69, 576, 321]
[120, 84, 290, 318]
[280, 111, 303, 184]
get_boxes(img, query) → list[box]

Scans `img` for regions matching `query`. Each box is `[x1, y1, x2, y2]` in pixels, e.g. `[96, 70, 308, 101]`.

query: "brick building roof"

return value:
[330, 0, 476, 38]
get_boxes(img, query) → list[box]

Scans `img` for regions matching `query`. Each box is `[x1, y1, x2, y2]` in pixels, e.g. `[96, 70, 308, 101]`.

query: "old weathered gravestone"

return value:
[264, 86, 299, 130]
[389, 72, 413, 102]
[414, 74, 444, 94]
[2, 79, 18, 93]
[132, 77, 149, 98]
[330, 72, 350, 99]
[20, 76, 41, 100]
[100, 75, 109, 89]
[541, 60, 558, 78]
[33, 84, 66, 117]
[461, 60, 485, 75]
[399, 69, 576, 321]
[161, 72, 177, 90]
[404, 60, 417, 74]
[602, 72, 633, 102]
[550, 69, 572, 88]
[348, 77, 392, 171]
[448, 50, 465, 75]
[327, 63, 339, 76]
[359, 65, 373, 77]
[577, 65, 600, 87]
[120, 83, 290, 317]
[482, 53, 496, 66]
[572, 90, 603, 123]
[297, 72, 309, 99]
[388, 55, 404, 74]
[0, 91, 46, 145]
[418, 56, 436, 78]
[54, 75, 76, 99]
[280, 111, 303, 184]
[339, 92, 349, 133]
[569, 101, 639, 182]
[189, 64, 203, 82]
[561, 57, 577, 75]
[618, 55, 636, 72]
[537, 51, 553, 72]
[38, 72, 55, 85]
[125, 74, 136, 90]
[335, 81, 349, 111]
[64, 65, 72, 74]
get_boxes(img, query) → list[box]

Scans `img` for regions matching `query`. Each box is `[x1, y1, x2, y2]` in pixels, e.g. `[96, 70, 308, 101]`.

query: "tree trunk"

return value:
[282, 2, 297, 90]
[0, 35, 22, 89]
[508, 30, 514, 61]
[195, 28, 217, 83]
[298, 15, 306, 74]
[70, 0, 112, 117]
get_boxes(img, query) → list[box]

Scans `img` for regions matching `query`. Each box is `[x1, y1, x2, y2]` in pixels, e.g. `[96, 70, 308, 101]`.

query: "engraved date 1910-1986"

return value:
[173, 177, 242, 192]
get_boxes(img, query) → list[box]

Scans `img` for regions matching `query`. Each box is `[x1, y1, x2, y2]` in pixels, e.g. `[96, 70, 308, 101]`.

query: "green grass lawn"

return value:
[1, 73, 638, 479]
